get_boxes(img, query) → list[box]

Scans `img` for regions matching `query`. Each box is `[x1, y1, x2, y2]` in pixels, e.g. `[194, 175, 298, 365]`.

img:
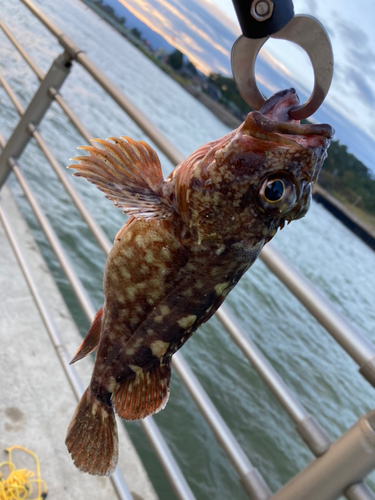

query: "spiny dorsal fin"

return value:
[68, 137, 174, 220]
[112, 362, 171, 421]
[70, 307, 103, 365]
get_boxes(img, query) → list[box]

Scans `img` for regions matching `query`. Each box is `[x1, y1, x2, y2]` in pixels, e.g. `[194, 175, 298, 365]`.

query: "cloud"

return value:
[303, 0, 318, 15]
[333, 16, 375, 78]
[345, 67, 375, 107]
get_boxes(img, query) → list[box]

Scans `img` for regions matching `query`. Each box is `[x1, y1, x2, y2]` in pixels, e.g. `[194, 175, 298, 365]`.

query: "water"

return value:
[1, 1, 375, 498]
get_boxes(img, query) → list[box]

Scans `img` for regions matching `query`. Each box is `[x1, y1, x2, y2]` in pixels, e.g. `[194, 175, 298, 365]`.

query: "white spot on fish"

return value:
[140, 264, 150, 274]
[126, 286, 137, 300]
[145, 250, 154, 263]
[160, 305, 170, 316]
[158, 263, 167, 274]
[92, 402, 98, 416]
[161, 247, 172, 260]
[108, 376, 116, 392]
[178, 315, 197, 329]
[215, 244, 225, 255]
[129, 364, 144, 379]
[121, 268, 131, 280]
[214, 282, 229, 295]
[149, 278, 162, 288]
[150, 340, 169, 357]
[110, 272, 120, 285]
[135, 234, 147, 249]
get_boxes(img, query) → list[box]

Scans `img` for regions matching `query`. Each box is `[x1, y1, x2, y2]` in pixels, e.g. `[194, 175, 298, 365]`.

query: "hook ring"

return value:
[231, 15, 334, 120]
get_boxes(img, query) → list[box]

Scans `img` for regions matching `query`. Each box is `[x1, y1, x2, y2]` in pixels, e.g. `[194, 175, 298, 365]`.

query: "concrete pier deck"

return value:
[0, 185, 158, 500]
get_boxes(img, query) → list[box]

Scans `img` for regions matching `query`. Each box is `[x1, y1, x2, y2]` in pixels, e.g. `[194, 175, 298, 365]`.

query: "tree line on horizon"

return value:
[319, 141, 375, 216]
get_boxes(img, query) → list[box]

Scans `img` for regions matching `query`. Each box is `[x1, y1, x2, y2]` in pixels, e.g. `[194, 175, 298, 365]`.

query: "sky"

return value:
[110, 0, 375, 173]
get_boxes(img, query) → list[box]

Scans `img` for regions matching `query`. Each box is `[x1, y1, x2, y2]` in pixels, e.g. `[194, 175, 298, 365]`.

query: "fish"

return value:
[65, 88, 333, 476]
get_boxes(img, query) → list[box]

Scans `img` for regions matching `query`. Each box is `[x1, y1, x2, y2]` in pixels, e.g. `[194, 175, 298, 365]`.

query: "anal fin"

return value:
[70, 307, 103, 364]
[112, 362, 171, 421]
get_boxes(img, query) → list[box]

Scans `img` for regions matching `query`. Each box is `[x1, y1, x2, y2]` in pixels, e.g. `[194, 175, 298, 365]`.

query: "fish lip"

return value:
[240, 88, 334, 145]
[241, 111, 334, 146]
[253, 112, 333, 138]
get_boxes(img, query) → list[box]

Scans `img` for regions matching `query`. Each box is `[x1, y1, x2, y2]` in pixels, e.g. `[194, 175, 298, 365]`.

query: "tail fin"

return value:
[65, 388, 118, 476]
[112, 363, 171, 421]
[70, 307, 103, 365]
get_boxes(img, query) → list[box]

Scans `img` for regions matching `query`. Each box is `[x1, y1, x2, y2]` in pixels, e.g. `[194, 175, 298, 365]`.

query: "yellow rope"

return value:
[0, 446, 47, 500]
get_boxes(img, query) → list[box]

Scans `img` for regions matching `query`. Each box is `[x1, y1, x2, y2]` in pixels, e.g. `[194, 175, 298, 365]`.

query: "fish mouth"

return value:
[241, 88, 334, 148]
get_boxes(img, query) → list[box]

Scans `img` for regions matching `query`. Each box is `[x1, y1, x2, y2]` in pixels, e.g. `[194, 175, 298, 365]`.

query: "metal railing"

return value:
[1, 2, 375, 500]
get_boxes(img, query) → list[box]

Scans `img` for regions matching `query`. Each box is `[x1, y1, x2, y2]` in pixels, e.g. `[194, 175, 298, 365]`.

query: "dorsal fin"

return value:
[68, 137, 174, 220]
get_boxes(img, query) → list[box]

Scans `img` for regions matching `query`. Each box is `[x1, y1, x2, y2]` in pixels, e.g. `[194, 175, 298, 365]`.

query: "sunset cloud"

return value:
[118, 0, 235, 74]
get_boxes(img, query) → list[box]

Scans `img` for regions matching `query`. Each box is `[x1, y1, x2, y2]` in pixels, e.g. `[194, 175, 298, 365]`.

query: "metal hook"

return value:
[231, 15, 334, 120]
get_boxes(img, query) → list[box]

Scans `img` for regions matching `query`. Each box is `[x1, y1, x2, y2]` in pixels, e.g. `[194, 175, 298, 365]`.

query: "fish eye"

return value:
[264, 179, 285, 202]
[256, 173, 298, 216]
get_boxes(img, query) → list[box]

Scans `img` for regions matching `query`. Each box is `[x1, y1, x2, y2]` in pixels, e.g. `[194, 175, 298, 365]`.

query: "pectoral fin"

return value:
[68, 137, 174, 220]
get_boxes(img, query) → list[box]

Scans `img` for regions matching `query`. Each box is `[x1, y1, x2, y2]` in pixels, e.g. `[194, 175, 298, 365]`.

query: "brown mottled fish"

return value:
[65, 88, 333, 476]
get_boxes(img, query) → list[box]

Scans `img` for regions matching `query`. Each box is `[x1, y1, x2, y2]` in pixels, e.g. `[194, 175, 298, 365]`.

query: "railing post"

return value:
[270, 410, 375, 500]
[0, 51, 74, 188]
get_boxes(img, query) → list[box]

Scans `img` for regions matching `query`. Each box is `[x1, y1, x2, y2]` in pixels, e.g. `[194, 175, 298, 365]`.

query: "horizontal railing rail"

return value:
[1, 2, 375, 500]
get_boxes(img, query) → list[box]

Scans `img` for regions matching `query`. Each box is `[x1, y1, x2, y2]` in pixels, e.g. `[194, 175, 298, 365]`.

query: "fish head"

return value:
[168, 88, 334, 245]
